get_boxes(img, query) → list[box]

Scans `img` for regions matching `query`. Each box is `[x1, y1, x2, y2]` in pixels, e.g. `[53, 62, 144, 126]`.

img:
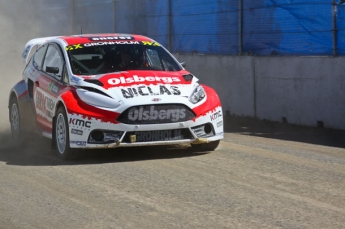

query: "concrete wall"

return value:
[175, 54, 345, 130]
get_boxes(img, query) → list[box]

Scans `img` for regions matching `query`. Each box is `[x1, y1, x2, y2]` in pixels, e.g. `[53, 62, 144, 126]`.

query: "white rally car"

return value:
[9, 34, 223, 160]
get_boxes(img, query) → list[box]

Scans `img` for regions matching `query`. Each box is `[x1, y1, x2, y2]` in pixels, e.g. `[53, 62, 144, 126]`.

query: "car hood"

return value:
[72, 70, 200, 107]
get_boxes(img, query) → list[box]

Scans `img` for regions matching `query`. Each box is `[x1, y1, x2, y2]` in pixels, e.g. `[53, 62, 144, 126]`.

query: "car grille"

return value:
[117, 104, 196, 124]
[122, 128, 194, 143]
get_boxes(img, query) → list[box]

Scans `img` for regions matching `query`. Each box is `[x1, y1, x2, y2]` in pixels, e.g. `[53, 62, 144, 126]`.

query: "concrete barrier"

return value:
[175, 54, 345, 130]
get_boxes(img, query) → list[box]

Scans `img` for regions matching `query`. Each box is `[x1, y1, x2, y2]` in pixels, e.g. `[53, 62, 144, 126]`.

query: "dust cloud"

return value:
[0, 6, 28, 137]
[0, 1, 73, 142]
[0, 1, 40, 142]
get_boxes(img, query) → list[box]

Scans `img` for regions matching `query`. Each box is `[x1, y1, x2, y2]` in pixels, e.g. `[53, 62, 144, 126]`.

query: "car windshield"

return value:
[67, 44, 182, 75]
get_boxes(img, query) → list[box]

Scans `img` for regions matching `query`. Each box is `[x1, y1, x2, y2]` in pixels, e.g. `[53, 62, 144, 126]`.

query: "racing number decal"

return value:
[66, 44, 83, 51]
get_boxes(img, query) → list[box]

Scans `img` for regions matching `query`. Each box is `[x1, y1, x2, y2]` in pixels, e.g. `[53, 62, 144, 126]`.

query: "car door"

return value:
[33, 43, 67, 134]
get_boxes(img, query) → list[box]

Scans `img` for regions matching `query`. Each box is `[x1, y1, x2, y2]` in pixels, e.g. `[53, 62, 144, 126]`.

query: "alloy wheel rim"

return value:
[56, 113, 67, 154]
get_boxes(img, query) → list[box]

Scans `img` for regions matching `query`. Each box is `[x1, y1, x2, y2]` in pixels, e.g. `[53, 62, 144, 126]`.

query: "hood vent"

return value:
[84, 79, 104, 86]
[78, 86, 111, 98]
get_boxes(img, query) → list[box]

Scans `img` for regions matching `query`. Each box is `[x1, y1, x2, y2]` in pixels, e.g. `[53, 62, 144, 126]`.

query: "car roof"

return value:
[60, 33, 156, 46]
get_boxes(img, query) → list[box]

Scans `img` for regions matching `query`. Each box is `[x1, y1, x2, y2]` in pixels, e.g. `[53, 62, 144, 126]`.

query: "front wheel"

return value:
[191, 140, 220, 152]
[54, 106, 81, 160]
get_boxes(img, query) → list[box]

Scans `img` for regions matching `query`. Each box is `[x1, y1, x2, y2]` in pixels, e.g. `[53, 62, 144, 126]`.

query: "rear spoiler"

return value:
[22, 36, 58, 64]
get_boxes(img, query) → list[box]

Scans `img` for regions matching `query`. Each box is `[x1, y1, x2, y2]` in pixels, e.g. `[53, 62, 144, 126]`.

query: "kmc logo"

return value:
[69, 118, 91, 128]
[210, 111, 222, 121]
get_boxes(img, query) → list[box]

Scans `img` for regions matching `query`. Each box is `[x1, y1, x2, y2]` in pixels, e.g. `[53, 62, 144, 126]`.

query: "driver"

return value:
[118, 51, 132, 71]
[102, 47, 137, 73]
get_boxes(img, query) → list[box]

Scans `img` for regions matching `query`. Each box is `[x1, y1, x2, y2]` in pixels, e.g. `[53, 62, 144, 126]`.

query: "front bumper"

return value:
[67, 106, 224, 149]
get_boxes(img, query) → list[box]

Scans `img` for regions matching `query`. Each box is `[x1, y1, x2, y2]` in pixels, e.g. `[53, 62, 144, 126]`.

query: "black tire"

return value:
[191, 140, 220, 152]
[54, 106, 81, 160]
[9, 97, 22, 140]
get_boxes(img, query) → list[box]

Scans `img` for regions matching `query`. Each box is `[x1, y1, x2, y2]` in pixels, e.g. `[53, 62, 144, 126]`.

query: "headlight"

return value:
[76, 88, 121, 109]
[189, 85, 206, 104]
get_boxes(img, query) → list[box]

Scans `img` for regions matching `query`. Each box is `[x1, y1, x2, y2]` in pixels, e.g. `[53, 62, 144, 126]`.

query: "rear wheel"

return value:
[54, 106, 81, 160]
[191, 140, 220, 152]
[9, 97, 22, 140]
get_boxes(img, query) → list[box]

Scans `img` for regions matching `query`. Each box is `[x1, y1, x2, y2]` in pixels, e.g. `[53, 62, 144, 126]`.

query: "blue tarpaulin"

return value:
[243, 0, 333, 55]
[115, 0, 345, 56]
[170, 0, 238, 54]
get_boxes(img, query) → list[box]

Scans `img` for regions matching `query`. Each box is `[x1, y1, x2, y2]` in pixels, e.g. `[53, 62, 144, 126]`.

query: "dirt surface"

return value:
[0, 116, 344, 229]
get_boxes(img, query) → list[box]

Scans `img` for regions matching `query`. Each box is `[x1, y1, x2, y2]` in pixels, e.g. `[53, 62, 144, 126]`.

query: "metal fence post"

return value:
[332, 0, 337, 56]
[238, 0, 243, 55]
[113, 0, 116, 33]
[72, 0, 75, 34]
[168, 0, 172, 51]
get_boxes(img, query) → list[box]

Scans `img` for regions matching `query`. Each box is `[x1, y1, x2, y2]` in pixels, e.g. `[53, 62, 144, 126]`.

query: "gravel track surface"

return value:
[0, 117, 344, 229]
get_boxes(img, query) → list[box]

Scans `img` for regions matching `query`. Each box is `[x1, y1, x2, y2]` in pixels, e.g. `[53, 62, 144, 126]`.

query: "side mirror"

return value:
[180, 62, 186, 67]
[46, 66, 59, 74]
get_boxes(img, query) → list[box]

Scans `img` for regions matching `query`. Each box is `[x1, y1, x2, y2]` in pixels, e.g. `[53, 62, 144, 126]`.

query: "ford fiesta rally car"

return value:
[9, 34, 223, 160]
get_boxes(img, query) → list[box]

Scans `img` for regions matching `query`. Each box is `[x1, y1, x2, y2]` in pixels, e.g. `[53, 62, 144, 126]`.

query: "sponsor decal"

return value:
[35, 88, 56, 121]
[141, 41, 160, 46]
[70, 141, 87, 146]
[88, 36, 134, 41]
[210, 111, 222, 121]
[135, 130, 183, 142]
[48, 82, 60, 94]
[66, 44, 83, 51]
[84, 41, 139, 46]
[108, 75, 180, 85]
[69, 118, 92, 128]
[217, 121, 223, 127]
[66, 41, 139, 50]
[71, 129, 83, 135]
[118, 104, 194, 124]
[152, 98, 161, 102]
[18, 90, 28, 100]
[121, 85, 180, 98]
[127, 106, 186, 122]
